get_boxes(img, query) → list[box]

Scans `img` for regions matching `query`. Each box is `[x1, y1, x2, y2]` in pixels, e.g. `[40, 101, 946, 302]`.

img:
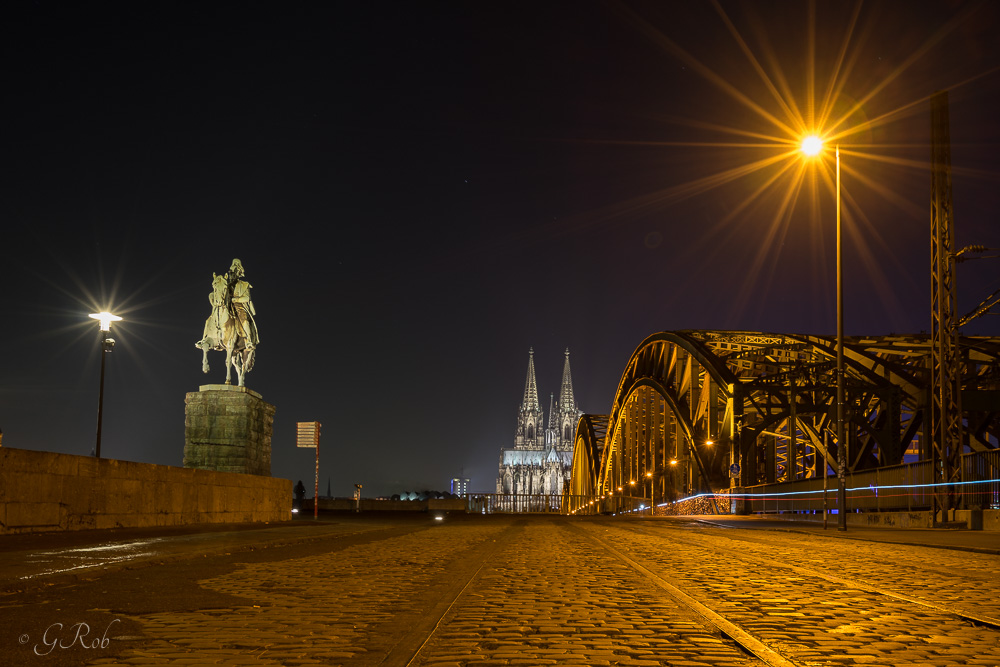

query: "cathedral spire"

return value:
[560, 348, 578, 413]
[521, 347, 541, 413]
[547, 392, 556, 429]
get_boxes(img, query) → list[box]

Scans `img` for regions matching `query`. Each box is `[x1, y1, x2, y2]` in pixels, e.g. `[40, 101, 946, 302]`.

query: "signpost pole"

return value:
[297, 422, 322, 520]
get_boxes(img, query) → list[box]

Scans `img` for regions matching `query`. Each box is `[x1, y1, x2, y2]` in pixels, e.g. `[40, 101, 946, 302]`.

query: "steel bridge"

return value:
[565, 330, 1000, 524]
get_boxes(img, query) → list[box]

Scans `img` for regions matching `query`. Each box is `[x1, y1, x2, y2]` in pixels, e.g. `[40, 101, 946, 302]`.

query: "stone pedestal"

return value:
[184, 385, 275, 476]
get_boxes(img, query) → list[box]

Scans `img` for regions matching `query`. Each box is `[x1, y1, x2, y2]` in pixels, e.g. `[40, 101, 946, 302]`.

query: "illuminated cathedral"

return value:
[496, 348, 581, 496]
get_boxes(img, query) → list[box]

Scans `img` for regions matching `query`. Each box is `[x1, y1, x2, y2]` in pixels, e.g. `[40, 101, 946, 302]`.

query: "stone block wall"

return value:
[184, 384, 275, 475]
[0, 447, 291, 534]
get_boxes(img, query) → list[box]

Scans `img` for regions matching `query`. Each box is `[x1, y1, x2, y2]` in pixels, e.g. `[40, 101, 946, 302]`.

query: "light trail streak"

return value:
[657, 477, 1000, 508]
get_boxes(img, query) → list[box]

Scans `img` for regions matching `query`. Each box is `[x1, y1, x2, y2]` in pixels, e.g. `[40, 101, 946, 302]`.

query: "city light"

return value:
[89, 311, 122, 332]
[800, 135, 823, 156]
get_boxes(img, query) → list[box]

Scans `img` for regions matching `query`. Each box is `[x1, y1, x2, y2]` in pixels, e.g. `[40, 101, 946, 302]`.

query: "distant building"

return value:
[450, 477, 470, 496]
[496, 348, 581, 496]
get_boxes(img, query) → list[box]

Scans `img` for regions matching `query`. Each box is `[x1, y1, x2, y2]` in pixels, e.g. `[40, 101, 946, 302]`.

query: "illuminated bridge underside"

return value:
[569, 331, 1000, 509]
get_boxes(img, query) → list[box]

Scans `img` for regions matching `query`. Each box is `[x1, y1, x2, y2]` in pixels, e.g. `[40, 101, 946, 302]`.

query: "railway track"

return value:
[573, 525, 797, 667]
[568, 520, 1000, 666]
[395, 518, 1000, 667]
[623, 522, 1000, 630]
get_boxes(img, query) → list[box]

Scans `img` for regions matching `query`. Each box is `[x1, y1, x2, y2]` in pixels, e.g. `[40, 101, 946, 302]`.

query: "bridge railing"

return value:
[563, 494, 649, 515]
[467, 493, 564, 514]
[559, 450, 1000, 517]
[741, 449, 999, 514]
[964, 449, 1000, 510]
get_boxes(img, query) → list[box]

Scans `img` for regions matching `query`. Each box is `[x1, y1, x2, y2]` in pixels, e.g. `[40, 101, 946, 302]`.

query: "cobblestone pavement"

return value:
[574, 521, 1000, 666]
[655, 523, 1000, 620]
[89, 521, 510, 666]
[412, 521, 757, 667]
[55, 516, 999, 666]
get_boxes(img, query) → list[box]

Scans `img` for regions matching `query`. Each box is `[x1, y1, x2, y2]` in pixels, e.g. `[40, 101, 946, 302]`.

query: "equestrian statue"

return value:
[196, 258, 260, 387]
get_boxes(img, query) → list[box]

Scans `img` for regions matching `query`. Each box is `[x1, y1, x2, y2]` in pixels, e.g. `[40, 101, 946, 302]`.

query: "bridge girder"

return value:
[572, 330, 1000, 510]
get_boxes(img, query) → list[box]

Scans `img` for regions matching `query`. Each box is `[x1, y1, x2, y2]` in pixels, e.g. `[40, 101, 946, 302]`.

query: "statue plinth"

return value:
[184, 385, 275, 476]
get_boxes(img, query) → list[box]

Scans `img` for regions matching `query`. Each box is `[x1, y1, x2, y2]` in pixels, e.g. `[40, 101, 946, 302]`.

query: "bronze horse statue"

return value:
[196, 273, 255, 387]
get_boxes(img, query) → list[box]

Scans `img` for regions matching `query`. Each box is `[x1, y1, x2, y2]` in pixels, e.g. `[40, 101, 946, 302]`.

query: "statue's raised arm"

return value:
[195, 258, 258, 387]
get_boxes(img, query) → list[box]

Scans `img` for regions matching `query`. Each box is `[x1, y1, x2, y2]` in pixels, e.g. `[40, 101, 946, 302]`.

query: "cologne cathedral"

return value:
[496, 348, 581, 496]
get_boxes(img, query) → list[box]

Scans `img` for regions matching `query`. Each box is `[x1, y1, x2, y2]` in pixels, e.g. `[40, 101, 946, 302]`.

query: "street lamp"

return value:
[800, 135, 847, 531]
[645, 471, 653, 515]
[88, 311, 121, 459]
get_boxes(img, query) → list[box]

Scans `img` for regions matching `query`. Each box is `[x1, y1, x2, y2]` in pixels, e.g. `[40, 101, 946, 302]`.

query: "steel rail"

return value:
[568, 523, 802, 667]
[617, 522, 1000, 631]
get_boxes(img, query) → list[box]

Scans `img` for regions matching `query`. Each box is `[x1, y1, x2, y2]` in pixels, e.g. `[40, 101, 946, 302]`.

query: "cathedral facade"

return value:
[496, 348, 581, 496]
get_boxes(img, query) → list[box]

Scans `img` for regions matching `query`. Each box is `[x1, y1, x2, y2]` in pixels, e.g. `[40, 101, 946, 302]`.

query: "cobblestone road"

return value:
[571, 521, 1000, 666]
[40, 516, 999, 666]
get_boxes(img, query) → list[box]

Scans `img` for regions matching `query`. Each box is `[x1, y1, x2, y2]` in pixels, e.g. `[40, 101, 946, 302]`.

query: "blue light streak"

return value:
[658, 477, 1000, 507]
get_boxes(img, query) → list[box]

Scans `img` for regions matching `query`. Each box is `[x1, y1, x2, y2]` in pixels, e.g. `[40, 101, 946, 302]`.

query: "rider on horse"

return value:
[225, 259, 259, 350]
[196, 258, 259, 386]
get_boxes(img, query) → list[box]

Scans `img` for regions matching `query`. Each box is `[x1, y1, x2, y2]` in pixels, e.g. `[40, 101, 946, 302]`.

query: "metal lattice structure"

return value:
[567, 330, 1000, 513]
[566, 415, 609, 499]
[930, 90, 964, 522]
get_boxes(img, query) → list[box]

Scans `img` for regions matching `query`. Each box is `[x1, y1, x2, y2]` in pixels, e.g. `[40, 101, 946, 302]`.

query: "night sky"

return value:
[3, 2, 999, 497]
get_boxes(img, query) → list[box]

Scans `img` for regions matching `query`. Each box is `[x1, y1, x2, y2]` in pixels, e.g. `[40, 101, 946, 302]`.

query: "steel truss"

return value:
[568, 330, 1000, 513]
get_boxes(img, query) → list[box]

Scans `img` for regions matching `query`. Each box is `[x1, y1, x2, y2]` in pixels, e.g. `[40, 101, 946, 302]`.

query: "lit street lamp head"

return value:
[89, 311, 122, 332]
[800, 135, 823, 157]
[89, 310, 121, 459]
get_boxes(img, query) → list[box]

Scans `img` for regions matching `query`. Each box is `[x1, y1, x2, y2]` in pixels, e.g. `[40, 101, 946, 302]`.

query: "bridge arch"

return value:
[565, 414, 608, 513]
[572, 330, 1000, 514]
[597, 333, 740, 508]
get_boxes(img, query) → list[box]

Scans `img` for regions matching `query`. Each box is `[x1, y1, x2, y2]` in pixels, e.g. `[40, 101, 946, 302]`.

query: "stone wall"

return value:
[184, 384, 275, 475]
[0, 447, 291, 534]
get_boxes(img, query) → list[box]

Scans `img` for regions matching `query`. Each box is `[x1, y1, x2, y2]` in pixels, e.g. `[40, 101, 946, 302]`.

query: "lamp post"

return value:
[669, 457, 685, 507]
[88, 311, 121, 459]
[801, 136, 847, 531]
[645, 470, 653, 515]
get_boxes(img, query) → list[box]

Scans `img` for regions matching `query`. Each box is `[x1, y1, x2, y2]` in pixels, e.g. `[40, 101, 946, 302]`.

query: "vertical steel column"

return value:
[836, 144, 848, 531]
[789, 379, 797, 481]
[929, 90, 963, 523]
[662, 397, 669, 502]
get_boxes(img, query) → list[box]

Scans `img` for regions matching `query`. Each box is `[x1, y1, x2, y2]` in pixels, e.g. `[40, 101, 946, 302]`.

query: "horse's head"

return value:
[210, 273, 228, 307]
